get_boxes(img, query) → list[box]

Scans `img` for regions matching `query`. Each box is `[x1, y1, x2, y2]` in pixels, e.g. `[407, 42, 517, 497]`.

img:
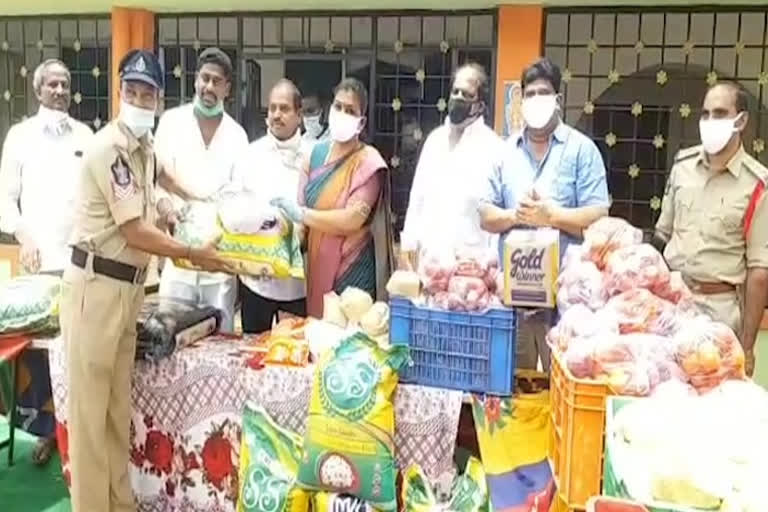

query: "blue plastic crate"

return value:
[389, 297, 517, 395]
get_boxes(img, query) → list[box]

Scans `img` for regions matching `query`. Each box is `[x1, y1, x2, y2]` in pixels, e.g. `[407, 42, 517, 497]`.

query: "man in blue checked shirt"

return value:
[479, 57, 610, 372]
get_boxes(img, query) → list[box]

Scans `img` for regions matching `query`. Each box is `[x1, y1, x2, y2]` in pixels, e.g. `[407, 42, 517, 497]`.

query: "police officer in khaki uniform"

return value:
[62, 50, 232, 512]
[655, 81, 768, 376]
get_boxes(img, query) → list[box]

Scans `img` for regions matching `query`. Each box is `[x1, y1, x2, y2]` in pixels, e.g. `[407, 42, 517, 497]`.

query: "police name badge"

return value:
[111, 156, 135, 200]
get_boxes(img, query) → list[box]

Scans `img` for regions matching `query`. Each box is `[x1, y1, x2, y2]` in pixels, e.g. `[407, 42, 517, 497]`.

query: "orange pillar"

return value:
[494, 5, 545, 133]
[111, 7, 155, 118]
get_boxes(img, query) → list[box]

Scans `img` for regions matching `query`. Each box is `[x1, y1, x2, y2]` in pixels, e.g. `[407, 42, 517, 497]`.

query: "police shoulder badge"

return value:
[110, 155, 135, 199]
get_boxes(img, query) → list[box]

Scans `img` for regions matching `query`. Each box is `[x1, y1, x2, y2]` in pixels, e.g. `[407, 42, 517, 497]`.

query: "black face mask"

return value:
[448, 97, 477, 125]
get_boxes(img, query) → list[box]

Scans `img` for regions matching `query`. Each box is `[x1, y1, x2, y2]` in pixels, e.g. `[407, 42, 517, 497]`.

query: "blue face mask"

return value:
[193, 95, 224, 118]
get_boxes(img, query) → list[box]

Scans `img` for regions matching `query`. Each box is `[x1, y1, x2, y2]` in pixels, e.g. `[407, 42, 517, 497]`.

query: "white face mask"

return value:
[522, 94, 558, 130]
[119, 101, 156, 139]
[303, 114, 324, 139]
[328, 109, 362, 143]
[699, 114, 742, 155]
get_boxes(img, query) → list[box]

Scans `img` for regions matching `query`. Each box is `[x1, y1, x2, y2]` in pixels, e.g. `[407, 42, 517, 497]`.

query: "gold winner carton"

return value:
[503, 228, 559, 308]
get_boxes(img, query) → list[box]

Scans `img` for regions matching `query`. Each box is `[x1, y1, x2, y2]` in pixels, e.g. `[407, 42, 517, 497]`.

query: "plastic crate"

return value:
[389, 298, 516, 395]
[587, 497, 650, 512]
[550, 351, 613, 511]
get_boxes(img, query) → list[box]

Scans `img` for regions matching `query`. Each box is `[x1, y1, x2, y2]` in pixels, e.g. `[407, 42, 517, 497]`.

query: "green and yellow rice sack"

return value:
[298, 332, 408, 511]
[0, 275, 60, 335]
[237, 403, 310, 512]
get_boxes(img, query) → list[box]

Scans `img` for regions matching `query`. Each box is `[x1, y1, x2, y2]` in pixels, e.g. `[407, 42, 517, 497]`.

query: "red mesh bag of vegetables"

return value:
[674, 318, 746, 393]
[603, 244, 670, 297]
[582, 217, 643, 269]
[604, 288, 670, 334]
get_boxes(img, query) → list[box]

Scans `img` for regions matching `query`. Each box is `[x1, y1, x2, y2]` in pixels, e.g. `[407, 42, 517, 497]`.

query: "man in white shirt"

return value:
[0, 59, 93, 465]
[155, 47, 248, 332]
[234, 79, 311, 333]
[0, 59, 94, 273]
[301, 90, 330, 144]
[399, 63, 504, 266]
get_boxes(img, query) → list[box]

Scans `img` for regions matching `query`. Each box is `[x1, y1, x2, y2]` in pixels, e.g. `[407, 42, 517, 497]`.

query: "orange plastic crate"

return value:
[550, 352, 613, 510]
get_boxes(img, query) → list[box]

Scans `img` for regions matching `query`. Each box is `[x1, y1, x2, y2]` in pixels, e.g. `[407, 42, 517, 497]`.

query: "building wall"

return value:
[542, 8, 768, 232]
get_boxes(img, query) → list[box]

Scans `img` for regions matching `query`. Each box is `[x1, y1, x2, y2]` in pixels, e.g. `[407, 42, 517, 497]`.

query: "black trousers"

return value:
[239, 279, 307, 334]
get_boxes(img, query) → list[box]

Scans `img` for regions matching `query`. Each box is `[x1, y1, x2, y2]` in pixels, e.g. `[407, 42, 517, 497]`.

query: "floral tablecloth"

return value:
[49, 334, 463, 512]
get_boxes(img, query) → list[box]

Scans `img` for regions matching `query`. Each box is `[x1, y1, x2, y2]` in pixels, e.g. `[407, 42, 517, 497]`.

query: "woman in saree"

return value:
[271, 78, 393, 318]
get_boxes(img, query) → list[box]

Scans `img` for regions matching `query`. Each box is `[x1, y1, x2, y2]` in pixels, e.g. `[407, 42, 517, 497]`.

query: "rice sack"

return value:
[0, 275, 61, 335]
[237, 403, 309, 512]
[297, 332, 408, 511]
[173, 198, 304, 279]
[313, 493, 380, 512]
[402, 457, 490, 512]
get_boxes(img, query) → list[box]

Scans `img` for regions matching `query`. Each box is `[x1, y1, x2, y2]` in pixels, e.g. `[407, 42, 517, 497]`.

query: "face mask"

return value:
[328, 109, 362, 142]
[447, 98, 476, 125]
[194, 95, 224, 118]
[522, 94, 558, 130]
[119, 101, 156, 139]
[699, 114, 742, 155]
[304, 114, 324, 139]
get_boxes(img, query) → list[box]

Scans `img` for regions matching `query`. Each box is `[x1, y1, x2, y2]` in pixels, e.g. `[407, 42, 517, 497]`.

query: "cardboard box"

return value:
[0, 243, 20, 282]
[502, 228, 559, 308]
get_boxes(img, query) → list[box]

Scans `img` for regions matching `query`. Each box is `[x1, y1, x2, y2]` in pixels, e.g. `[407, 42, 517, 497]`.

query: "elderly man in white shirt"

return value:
[233, 79, 311, 333]
[1, 59, 94, 273]
[400, 63, 504, 265]
[0, 59, 93, 465]
[155, 47, 248, 332]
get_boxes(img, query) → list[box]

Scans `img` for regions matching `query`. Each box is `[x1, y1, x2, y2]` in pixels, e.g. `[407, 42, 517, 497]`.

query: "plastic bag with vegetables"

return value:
[603, 244, 671, 297]
[605, 289, 676, 335]
[582, 217, 643, 269]
[402, 457, 490, 512]
[674, 318, 746, 392]
[547, 305, 619, 353]
[418, 250, 456, 295]
[556, 258, 607, 312]
[236, 403, 309, 512]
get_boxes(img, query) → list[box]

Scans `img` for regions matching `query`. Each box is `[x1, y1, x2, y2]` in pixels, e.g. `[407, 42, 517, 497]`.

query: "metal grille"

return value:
[544, 7, 768, 231]
[156, 11, 497, 235]
[0, 15, 111, 144]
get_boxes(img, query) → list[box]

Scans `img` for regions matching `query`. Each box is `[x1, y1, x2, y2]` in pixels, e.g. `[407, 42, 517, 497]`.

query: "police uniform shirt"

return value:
[655, 144, 768, 285]
[68, 121, 156, 269]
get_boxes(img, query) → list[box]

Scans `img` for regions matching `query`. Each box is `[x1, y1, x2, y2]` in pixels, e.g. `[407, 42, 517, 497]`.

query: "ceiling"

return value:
[2, 0, 767, 16]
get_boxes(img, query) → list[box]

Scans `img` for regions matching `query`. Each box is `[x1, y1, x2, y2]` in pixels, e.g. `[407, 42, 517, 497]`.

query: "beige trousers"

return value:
[61, 265, 144, 512]
[692, 290, 742, 336]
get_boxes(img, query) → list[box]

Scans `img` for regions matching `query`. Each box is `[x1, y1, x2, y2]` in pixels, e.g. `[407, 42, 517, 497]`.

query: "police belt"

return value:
[682, 275, 736, 295]
[71, 246, 147, 285]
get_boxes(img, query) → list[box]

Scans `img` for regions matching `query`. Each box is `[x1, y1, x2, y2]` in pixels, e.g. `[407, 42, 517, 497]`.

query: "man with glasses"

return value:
[653, 81, 768, 376]
[399, 62, 504, 267]
[479, 57, 610, 372]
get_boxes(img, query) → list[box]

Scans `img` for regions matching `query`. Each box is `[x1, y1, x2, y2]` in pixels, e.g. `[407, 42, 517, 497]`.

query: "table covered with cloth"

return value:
[49, 334, 463, 512]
